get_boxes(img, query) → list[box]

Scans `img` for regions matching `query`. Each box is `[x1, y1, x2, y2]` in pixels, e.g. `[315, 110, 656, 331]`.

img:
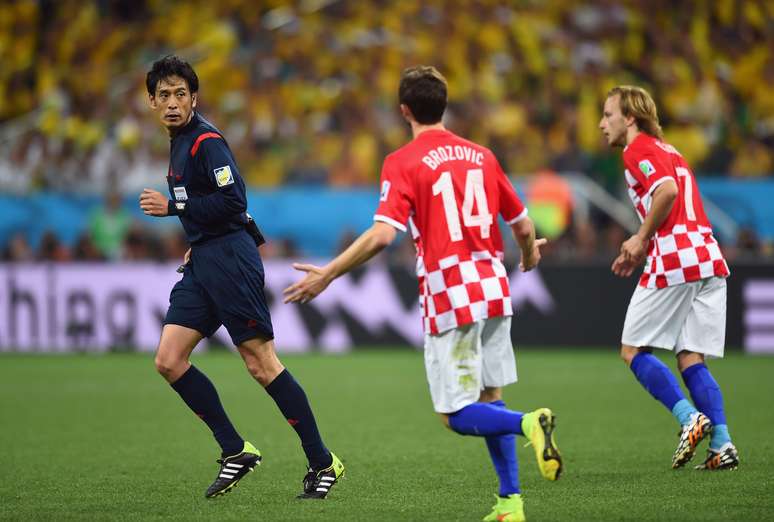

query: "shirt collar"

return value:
[171, 112, 199, 140]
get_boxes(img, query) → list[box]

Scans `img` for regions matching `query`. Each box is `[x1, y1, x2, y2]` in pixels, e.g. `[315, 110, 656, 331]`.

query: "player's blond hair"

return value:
[607, 86, 663, 139]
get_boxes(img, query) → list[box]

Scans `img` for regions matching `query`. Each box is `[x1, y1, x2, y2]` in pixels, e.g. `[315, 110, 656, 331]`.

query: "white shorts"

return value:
[621, 276, 727, 358]
[424, 316, 517, 414]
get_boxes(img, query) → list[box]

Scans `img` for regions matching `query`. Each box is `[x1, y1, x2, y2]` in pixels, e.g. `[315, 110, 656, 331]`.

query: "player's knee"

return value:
[154, 355, 174, 378]
[154, 352, 184, 379]
[478, 388, 501, 403]
[244, 361, 273, 387]
[620, 345, 639, 365]
[239, 339, 283, 386]
[439, 413, 452, 430]
[676, 350, 704, 372]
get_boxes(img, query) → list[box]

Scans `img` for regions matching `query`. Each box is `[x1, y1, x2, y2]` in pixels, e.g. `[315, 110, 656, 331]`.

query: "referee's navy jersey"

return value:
[164, 112, 274, 343]
[167, 112, 248, 244]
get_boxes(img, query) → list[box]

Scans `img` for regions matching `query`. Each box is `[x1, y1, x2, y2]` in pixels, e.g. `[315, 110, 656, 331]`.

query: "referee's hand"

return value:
[139, 188, 169, 216]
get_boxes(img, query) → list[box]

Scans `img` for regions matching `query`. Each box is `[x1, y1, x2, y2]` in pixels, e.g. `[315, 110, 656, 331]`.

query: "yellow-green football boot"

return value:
[205, 441, 262, 498]
[297, 452, 345, 499]
[482, 493, 526, 522]
[522, 408, 562, 480]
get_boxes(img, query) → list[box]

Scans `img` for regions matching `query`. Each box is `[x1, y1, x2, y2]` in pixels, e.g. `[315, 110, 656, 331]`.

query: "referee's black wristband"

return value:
[168, 200, 186, 216]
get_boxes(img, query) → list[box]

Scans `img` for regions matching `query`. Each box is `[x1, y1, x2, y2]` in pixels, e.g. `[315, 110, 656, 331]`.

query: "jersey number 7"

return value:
[675, 167, 697, 221]
[432, 169, 493, 241]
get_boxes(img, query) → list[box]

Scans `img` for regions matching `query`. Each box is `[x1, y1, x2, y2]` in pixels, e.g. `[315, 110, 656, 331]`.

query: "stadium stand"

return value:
[0, 0, 771, 259]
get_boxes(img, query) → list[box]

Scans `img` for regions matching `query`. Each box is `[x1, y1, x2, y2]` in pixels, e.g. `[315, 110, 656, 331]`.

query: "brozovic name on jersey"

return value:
[422, 145, 484, 171]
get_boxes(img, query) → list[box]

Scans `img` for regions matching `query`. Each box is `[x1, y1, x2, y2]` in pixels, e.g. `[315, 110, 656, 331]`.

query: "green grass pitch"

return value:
[1, 349, 772, 521]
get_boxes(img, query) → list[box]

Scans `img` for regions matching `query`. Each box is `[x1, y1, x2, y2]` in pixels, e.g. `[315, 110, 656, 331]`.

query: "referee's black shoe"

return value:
[205, 441, 262, 498]
[297, 452, 345, 499]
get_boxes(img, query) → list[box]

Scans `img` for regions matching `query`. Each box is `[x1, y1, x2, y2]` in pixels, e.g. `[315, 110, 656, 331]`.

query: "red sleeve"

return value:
[624, 145, 676, 195]
[373, 154, 411, 232]
[495, 159, 527, 224]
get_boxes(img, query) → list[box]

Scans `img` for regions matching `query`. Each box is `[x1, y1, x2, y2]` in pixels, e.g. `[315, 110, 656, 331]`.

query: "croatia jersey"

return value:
[622, 133, 729, 289]
[374, 129, 527, 335]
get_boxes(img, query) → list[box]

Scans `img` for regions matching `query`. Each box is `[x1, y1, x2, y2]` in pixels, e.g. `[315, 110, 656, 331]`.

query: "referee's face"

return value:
[150, 75, 197, 133]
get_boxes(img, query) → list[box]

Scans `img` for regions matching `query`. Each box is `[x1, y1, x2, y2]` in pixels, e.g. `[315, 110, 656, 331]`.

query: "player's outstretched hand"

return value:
[139, 188, 169, 216]
[283, 263, 331, 304]
[611, 253, 637, 277]
[519, 238, 548, 272]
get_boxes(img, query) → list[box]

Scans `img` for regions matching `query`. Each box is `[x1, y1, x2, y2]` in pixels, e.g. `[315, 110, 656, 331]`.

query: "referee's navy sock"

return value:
[448, 402, 524, 437]
[265, 369, 331, 470]
[484, 401, 520, 496]
[681, 363, 731, 449]
[630, 352, 695, 425]
[170, 365, 244, 457]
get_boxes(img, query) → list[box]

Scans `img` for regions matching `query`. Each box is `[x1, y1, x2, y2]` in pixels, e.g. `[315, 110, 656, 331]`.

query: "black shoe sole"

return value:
[539, 412, 563, 480]
[296, 470, 344, 500]
[205, 458, 261, 499]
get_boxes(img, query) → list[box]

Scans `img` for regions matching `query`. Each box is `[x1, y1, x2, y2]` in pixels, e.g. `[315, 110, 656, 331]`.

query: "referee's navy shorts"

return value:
[164, 230, 274, 345]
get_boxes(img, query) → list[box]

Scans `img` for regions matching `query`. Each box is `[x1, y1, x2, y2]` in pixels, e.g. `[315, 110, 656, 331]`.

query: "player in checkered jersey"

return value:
[285, 66, 560, 522]
[600, 85, 739, 471]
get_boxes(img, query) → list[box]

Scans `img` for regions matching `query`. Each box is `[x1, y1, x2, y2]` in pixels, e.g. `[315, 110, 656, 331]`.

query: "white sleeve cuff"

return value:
[374, 214, 407, 232]
[505, 208, 529, 225]
[647, 176, 676, 197]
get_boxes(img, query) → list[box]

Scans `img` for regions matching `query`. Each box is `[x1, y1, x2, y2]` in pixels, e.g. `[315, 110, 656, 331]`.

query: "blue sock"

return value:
[711, 425, 731, 450]
[265, 369, 331, 470]
[630, 352, 693, 424]
[681, 363, 731, 449]
[671, 399, 698, 426]
[448, 402, 524, 436]
[484, 401, 520, 496]
[171, 365, 244, 457]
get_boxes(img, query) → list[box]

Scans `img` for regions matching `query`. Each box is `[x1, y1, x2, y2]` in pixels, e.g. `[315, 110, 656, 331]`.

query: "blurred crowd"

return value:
[0, 0, 772, 196]
[4, 220, 768, 265]
[3, 189, 769, 265]
[0, 0, 772, 263]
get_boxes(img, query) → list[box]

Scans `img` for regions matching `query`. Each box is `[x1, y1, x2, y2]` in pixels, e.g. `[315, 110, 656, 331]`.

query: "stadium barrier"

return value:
[1, 262, 771, 354]
[1, 178, 773, 257]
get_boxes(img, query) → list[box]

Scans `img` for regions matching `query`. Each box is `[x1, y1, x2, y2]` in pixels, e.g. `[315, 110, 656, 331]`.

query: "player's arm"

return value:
[139, 188, 172, 216]
[613, 154, 678, 276]
[496, 161, 546, 271]
[139, 139, 247, 220]
[614, 180, 677, 276]
[511, 215, 547, 272]
[178, 139, 247, 223]
[282, 222, 397, 304]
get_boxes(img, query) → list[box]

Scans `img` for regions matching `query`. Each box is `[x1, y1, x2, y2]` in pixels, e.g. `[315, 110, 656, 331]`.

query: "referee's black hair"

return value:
[146, 55, 199, 96]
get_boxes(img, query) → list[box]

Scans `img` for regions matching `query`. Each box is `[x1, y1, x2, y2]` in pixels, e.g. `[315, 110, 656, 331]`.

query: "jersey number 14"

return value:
[432, 169, 493, 241]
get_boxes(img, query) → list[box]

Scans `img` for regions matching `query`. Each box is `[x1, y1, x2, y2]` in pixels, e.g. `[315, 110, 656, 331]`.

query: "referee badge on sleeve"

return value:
[214, 166, 234, 187]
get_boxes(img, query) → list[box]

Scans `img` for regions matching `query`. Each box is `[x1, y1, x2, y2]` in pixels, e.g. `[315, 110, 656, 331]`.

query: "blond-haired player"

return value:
[600, 85, 738, 471]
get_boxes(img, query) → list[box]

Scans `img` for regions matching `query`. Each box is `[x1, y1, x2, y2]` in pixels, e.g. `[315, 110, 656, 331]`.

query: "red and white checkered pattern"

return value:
[624, 168, 664, 222]
[640, 224, 729, 289]
[373, 129, 526, 335]
[418, 250, 512, 335]
[622, 133, 729, 289]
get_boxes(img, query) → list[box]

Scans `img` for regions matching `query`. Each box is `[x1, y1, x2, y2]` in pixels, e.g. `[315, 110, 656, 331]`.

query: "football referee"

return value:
[139, 55, 344, 500]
